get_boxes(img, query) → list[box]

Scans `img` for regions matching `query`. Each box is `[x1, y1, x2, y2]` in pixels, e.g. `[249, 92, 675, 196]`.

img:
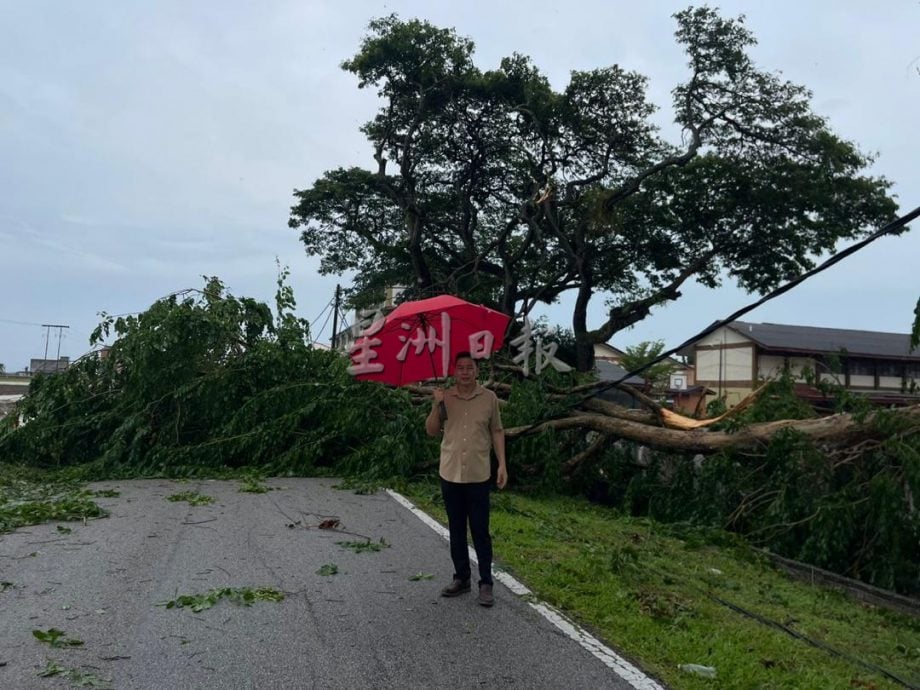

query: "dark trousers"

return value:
[440, 478, 493, 585]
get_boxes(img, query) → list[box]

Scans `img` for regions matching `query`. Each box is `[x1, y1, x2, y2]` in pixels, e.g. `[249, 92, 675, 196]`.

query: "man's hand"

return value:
[426, 388, 447, 437]
[496, 464, 508, 490]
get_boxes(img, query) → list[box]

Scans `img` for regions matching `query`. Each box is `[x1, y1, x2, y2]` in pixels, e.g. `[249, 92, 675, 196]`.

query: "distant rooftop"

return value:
[30, 357, 70, 374]
[726, 322, 919, 360]
[595, 359, 646, 386]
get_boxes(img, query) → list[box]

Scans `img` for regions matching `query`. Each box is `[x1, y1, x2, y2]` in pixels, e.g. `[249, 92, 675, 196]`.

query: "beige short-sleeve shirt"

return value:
[438, 384, 503, 483]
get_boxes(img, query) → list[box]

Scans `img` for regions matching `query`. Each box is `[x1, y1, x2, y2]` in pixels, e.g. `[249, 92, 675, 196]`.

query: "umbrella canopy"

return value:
[348, 295, 511, 385]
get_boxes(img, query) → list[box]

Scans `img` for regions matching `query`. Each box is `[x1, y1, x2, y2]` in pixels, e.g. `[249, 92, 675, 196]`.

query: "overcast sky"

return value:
[1, 1, 918, 371]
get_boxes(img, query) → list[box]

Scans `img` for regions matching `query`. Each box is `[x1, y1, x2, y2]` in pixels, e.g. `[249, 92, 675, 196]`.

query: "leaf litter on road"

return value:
[165, 491, 214, 506]
[335, 539, 389, 553]
[157, 586, 284, 613]
[32, 628, 84, 647]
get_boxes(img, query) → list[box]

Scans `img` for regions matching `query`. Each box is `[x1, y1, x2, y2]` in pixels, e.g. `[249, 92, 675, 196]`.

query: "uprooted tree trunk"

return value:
[507, 405, 920, 453]
[408, 381, 920, 470]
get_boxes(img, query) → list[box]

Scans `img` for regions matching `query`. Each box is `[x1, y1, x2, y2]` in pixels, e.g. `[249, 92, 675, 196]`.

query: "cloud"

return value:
[0, 0, 917, 373]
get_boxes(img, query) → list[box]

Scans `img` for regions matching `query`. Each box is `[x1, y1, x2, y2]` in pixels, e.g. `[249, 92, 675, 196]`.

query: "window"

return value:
[877, 361, 901, 378]
[847, 358, 875, 376]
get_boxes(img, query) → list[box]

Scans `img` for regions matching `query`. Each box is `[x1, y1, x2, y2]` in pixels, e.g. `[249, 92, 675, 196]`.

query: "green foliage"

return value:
[37, 662, 110, 688]
[165, 491, 214, 506]
[408, 572, 433, 581]
[573, 375, 920, 595]
[238, 476, 271, 493]
[720, 368, 815, 430]
[0, 470, 106, 533]
[158, 586, 284, 612]
[0, 275, 434, 482]
[618, 340, 679, 394]
[32, 628, 83, 647]
[0, 497, 105, 533]
[499, 376, 581, 491]
[316, 563, 339, 576]
[336, 539, 389, 553]
[705, 396, 727, 417]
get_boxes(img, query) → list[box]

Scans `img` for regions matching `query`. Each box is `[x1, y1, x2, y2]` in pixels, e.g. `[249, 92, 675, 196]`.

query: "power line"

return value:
[311, 303, 336, 346]
[40, 324, 70, 372]
[308, 299, 334, 329]
[0, 317, 46, 327]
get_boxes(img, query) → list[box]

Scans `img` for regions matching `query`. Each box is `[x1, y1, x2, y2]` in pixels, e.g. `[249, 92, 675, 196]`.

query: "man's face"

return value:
[454, 358, 478, 385]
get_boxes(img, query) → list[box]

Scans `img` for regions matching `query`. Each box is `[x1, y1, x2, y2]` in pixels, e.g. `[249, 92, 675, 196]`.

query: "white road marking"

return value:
[386, 489, 665, 690]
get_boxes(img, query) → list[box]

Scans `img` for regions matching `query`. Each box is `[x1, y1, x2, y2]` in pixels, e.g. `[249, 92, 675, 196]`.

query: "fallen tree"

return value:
[415, 375, 920, 458]
[507, 395, 920, 455]
[2, 278, 917, 595]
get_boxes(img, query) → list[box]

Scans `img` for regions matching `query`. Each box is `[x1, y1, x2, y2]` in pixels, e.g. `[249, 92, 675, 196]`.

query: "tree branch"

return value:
[590, 249, 718, 344]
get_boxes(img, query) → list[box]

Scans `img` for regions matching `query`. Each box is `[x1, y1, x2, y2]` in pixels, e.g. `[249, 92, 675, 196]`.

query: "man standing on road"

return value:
[426, 351, 507, 607]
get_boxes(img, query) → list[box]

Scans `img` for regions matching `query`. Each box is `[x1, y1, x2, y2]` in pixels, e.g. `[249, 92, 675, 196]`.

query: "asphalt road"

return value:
[0, 479, 645, 689]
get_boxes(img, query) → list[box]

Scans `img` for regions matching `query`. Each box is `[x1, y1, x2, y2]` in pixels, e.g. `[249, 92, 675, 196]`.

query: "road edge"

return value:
[385, 489, 665, 690]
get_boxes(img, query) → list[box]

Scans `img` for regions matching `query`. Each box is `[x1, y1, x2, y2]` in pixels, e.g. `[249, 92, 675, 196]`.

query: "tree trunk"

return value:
[572, 264, 595, 373]
[505, 405, 920, 454]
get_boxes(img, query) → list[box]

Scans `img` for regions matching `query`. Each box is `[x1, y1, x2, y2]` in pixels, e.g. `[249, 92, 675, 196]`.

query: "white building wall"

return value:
[788, 357, 815, 382]
[697, 346, 754, 382]
[879, 376, 902, 390]
[850, 374, 874, 387]
[697, 327, 752, 347]
[758, 355, 785, 379]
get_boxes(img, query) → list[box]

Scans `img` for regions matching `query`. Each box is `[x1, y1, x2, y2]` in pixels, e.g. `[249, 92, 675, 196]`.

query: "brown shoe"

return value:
[478, 583, 495, 607]
[440, 578, 471, 597]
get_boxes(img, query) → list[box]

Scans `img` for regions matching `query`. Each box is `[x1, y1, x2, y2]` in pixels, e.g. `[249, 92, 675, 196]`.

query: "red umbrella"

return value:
[348, 295, 511, 385]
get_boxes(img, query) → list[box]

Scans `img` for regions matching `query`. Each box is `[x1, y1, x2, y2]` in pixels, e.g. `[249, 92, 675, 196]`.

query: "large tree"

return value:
[290, 8, 897, 370]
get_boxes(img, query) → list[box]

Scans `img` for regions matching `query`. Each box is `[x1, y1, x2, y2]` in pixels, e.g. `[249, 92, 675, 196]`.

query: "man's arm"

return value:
[426, 389, 445, 437]
[492, 428, 507, 489]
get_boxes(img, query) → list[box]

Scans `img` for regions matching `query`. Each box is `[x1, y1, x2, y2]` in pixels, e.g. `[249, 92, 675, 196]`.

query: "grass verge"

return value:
[401, 481, 920, 690]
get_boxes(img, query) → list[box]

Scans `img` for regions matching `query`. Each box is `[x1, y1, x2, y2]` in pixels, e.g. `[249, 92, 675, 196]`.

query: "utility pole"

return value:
[330, 284, 341, 350]
[40, 324, 69, 372]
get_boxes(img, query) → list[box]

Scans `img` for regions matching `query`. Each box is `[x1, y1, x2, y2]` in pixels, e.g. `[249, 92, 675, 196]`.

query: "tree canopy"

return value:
[618, 341, 679, 395]
[290, 7, 897, 370]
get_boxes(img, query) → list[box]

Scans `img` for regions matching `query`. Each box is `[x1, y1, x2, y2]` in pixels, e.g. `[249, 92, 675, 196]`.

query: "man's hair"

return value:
[454, 351, 476, 365]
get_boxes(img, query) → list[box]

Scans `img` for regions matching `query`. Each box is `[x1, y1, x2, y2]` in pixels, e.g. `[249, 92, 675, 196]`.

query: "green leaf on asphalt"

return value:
[32, 628, 84, 647]
[158, 586, 284, 612]
[37, 660, 66, 677]
[37, 662, 111, 688]
[91, 489, 120, 498]
[238, 477, 271, 493]
[316, 563, 339, 576]
[165, 491, 214, 506]
[408, 573, 434, 581]
[335, 539, 389, 554]
[0, 486, 107, 534]
[56, 525, 73, 534]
